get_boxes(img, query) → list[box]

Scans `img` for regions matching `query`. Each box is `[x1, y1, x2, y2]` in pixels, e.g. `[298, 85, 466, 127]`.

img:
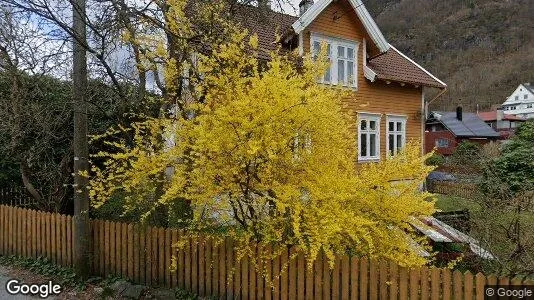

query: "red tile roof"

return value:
[237, 6, 446, 89]
[367, 46, 446, 89]
[234, 6, 297, 60]
[477, 111, 526, 122]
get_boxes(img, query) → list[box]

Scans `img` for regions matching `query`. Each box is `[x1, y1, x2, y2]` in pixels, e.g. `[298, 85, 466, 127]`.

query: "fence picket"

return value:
[170, 229, 178, 289]
[122, 223, 128, 278]
[341, 256, 349, 300]
[184, 235, 191, 290]
[198, 237, 206, 296]
[205, 238, 213, 296]
[453, 270, 463, 300]
[314, 253, 323, 300]
[1, 206, 5, 254]
[389, 261, 398, 300]
[297, 251, 306, 300]
[431, 268, 440, 300]
[280, 247, 288, 300]
[66, 215, 72, 267]
[127, 224, 134, 281]
[475, 273, 486, 300]
[133, 224, 140, 283]
[399, 267, 408, 300]
[409, 268, 419, 300]
[465, 271, 474, 300]
[359, 258, 369, 300]
[379, 260, 388, 300]
[211, 238, 219, 296]
[332, 257, 341, 300]
[369, 259, 378, 300]
[164, 228, 171, 288]
[421, 266, 430, 300]
[151, 227, 159, 286]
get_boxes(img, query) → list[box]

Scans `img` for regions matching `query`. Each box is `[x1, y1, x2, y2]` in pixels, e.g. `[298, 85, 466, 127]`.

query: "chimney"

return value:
[299, 0, 314, 15]
[258, 0, 272, 9]
[456, 106, 463, 121]
[496, 108, 504, 121]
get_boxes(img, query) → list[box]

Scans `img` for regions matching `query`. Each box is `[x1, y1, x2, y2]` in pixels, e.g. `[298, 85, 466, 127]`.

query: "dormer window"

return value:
[311, 33, 358, 88]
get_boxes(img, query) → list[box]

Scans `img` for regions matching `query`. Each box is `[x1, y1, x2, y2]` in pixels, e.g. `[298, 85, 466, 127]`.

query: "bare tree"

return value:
[0, 7, 73, 212]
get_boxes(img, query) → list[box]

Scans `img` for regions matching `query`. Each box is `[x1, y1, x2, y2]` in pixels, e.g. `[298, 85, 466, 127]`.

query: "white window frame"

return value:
[386, 115, 407, 156]
[358, 113, 381, 162]
[311, 33, 358, 89]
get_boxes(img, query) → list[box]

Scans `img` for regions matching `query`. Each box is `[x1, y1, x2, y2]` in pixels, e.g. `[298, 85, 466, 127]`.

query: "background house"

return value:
[477, 109, 526, 140]
[425, 107, 499, 155]
[501, 83, 534, 119]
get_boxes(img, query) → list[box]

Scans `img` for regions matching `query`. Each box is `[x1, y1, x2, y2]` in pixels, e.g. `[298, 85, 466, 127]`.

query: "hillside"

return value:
[364, 0, 534, 112]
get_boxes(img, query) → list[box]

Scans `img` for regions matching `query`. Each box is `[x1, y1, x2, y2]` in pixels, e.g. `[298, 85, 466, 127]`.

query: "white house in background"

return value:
[502, 83, 534, 119]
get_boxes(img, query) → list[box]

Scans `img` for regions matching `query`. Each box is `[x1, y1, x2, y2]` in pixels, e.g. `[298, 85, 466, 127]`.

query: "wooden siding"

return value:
[302, 0, 425, 161]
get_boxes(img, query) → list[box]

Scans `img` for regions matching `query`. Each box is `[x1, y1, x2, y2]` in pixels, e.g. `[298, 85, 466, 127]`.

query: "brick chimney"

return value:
[299, 0, 314, 15]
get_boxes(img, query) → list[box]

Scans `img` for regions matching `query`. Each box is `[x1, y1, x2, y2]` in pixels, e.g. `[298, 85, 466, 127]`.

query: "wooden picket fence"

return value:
[428, 181, 481, 200]
[0, 204, 532, 299]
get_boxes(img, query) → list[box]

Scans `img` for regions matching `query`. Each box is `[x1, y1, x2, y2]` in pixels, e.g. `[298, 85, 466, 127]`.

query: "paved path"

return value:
[0, 265, 41, 299]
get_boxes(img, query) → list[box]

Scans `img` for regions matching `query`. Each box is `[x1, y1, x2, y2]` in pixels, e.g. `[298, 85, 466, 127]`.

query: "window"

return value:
[386, 116, 407, 156]
[527, 104, 533, 109]
[358, 114, 380, 161]
[313, 41, 331, 83]
[525, 94, 528, 99]
[515, 96, 519, 101]
[311, 34, 358, 88]
[435, 138, 450, 148]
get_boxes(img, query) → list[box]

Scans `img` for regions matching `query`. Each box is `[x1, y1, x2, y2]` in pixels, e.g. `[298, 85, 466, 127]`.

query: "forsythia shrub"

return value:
[90, 32, 435, 269]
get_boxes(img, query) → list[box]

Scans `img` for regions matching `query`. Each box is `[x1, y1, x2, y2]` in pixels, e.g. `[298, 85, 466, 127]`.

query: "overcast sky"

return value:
[276, 0, 300, 16]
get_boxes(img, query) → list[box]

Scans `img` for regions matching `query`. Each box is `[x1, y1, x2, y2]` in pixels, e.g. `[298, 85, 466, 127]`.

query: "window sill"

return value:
[358, 157, 380, 163]
[319, 82, 358, 91]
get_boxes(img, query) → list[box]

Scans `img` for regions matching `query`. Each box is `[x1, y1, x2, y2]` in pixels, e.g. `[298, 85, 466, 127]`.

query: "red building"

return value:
[477, 109, 526, 140]
[425, 108, 500, 155]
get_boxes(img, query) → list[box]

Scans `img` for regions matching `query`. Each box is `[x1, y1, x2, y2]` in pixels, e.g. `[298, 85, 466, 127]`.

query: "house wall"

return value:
[425, 131, 496, 155]
[302, 0, 425, 162]
[425, 131, 457, 155]
[502, 84, 534, 119]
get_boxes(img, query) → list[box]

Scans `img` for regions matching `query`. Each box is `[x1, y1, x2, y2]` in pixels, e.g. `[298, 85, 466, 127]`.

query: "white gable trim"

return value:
[389, 45, 447, 87]
[348, 0, 389, 52]
[362, 38, 377, 81]
[292, 0, 389, 53]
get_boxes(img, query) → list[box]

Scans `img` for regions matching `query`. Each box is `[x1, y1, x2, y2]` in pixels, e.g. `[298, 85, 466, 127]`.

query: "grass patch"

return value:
[434, 194, 482, 213]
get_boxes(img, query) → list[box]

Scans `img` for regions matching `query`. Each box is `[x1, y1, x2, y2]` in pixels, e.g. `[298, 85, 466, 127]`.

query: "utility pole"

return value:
[72, 0, 91, 278]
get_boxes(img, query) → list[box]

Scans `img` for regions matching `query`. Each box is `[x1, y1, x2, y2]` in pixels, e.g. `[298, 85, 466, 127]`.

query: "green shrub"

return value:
[425, 153, 445, 166]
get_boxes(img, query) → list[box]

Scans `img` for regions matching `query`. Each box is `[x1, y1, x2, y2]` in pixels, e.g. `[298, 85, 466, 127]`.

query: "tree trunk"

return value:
[72, 0, 92, 278]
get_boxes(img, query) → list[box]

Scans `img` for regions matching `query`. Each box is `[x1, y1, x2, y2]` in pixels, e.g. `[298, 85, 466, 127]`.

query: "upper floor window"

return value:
[515, 96, 519, 101]
[358, 113, 380, 161]
[386, 115, 407, 156]
[311, 34, 358, 88]
[525, 94, 529, 99]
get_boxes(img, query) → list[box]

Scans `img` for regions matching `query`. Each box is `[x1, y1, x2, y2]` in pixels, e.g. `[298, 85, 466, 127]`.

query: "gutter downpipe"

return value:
[424, 87, 447, 119]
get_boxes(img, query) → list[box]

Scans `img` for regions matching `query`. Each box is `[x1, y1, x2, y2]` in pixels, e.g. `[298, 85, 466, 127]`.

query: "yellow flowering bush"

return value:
[90, 30, 435, 268]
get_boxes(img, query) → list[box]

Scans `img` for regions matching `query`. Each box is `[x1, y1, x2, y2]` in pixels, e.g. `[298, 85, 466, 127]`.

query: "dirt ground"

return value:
[0, 264, 101, 299]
